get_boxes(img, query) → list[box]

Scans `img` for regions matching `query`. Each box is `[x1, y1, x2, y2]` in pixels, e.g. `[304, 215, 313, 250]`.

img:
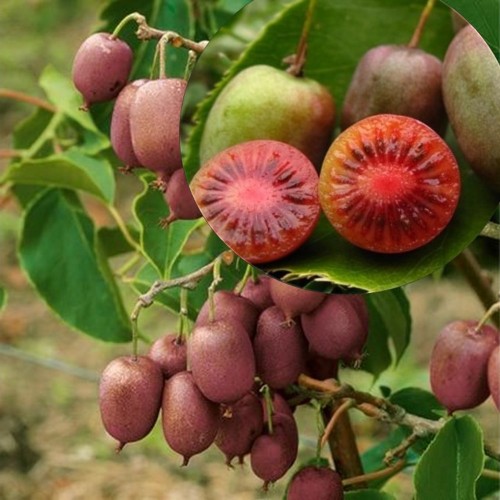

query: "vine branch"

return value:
[0, 88, 56, 113]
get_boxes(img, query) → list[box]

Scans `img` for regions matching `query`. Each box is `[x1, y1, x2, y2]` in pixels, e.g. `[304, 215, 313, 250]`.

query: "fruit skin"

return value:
[287, 466, 344, 500]
[163, 169, 202, 224]
[199, 64, 335, 168]
[488, 345, 500, 410]
[72, 32, 133, 110]
[147, 333, 187, 378]
[253, 306, 308, 389]
[110, 79, 148, 168]
[99, 356, 163, 449]
[161, 371, 220, 465]
[250, 413, 299, 489]
[301, 295, 369, 362]
[342, 45, 446, 135]
[188, 320, 256, 403]
[239, 275, 274, 311]
[319, 114, 461, 254]
[191, 140, 321, 264]
[269, 279, 325, 323]
[430, 320, 499, 413]
[215, 392, 264, 465]
[194, 290, 259, 339]
[442, 25, 500, 192]
[130, 78, 186, 174]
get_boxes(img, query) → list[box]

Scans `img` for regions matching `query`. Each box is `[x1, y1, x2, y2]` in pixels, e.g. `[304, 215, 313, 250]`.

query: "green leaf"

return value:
[186, 0, 499, 292]
[475, 458, 500, 499]
[361, 288, 411, 377]
[0, 287, 6, 314]
[440, 0, 500, 60]
[3, 150, 115, 204]
[389, 388, 444, 420]
[414, 415, 484, 500]
[98, 226, 138, 258]
[132, 174, 202, 278]
[19, 189, 131, 342]
[345, 491, 396, 499]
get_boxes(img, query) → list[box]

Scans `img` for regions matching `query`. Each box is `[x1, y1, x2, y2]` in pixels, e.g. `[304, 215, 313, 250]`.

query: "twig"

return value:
[384, 432, 419, 465]
[0, 88, 56, 113]
[0, 149, 24, 159]
[342, 459, 406, 487]
[320, 399, 355, 449]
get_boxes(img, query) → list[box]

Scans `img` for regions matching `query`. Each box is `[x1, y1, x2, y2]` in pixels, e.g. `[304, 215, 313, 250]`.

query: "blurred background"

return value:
[0, 1, 498, 499]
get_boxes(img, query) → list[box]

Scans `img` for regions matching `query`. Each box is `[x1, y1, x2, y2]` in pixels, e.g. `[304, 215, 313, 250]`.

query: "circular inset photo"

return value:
[183, 0, 499, 293]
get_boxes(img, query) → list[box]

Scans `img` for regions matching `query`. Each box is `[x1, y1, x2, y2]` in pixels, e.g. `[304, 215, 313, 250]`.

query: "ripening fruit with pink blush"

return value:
[487, 345, 499, 410]
[287, 466, 344, 500]
[162, 169, 202, 225]
[191, 140, 321, 264]
[72, 32, 133, 110]
[319, 114, 461, 254]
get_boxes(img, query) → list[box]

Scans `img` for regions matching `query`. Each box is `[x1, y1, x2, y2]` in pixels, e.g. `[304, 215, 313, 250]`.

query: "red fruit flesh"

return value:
[287, 466, 344, 500]
[301, 295, 369, 362]
[319, 114, 461, 253]
[161, 371, 220, 465]
[130, 78, 186, 174]
[254, 306, 308, 389]
[239, 275, 274, 311]
[191, 140, 321, 264]
[99, 356, 163, 449]
[430, 320, 499, 413]
[488, 345, 500, 410]
[188, 320, 256, 403]
[269, 279, 326, 322]
[110, 79, 148, 168]
[147, 333, 187, 378]
[163, 169, 202, 224]
[72, 33, 133, 109]
[215, 392, 264, 464]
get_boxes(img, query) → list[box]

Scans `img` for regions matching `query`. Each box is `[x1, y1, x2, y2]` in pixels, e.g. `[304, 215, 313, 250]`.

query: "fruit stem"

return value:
[184, 50, 198, 81]
[159, 35, 169, 79]
[481, 222, 500, 240]
[408, 0, 436, 49]
[107, 205, 142, 253]
[342, 459, 406, 487]
[178, 287, 189, 342]
[476, 301, 500, 332]
[0, 149, 24, 159]
[0, 88, 56, 113]
[208, 257, 223, 323]
[261, 385, 274, 434]
[234, 264, 253, 295]
[286, 0, 317, 76]
[111, 12, 145, 39]
[320, 399, 355, 449]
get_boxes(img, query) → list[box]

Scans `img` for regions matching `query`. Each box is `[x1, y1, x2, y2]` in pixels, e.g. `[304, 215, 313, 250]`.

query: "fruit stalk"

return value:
[0, 88, 56, 113]
[408, 0, 437, 49]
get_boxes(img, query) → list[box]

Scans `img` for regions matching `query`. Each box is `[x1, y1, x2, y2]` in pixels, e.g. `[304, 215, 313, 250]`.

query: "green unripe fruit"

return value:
[442, 25, 500, 192]
[199, 65, 335, 168]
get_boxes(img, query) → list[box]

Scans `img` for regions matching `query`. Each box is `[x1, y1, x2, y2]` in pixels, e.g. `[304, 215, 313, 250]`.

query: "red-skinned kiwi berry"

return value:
[238, 275, 274, 311]
[488, 345, 500, 411]
[162, 169, 202, 225]
[72, 32, 133, 110]
[319, 114, 461, 254]
[287, 466, 344, 500]
[254, 306, 308, 389]
[110, 79, 148, 168]
[215, 391, 264, 465]
[194, 290, 259, 339]
[341, 45, 446, 135]
[430, 320, 499, 413]
[147, 333, 187, 378]
[301, 295, 369, 363]
[269, 279, 325, 324]
[129, 78, 187, 174]
[191, 140, 321, 264]
[188, 320, 256, 404]
[99, 355, 163, 451]
[161, 371, 220, 465]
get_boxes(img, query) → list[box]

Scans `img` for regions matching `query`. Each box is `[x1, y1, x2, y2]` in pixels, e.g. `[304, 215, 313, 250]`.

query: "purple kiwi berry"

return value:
[195, 290, 259, 339]
[306, 349, 339, 380]
[129, 78, 187, 174]
[215, 392, 264, 465]
[430, 320, 499, 413]
[341, 45, 446, 135]
[188, 320, 256, 404]
[110, 79, 148, 168]
[287, 466, 344, 500]
[99, 355, 163, 451]
[488, 345, 500, 411]
[254, 306, 308, 389]
[250, 413, 299, 489]
[269, 280, 326, 324]
[162, 168, 202, 225]
[262, 392, 294, 423]
[301, 295, 369, 363]
[239, 275, 274, 311]
[147, 333, 187, 378]
[161, 371, 220, 465]
[72, 32, 133, 110]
